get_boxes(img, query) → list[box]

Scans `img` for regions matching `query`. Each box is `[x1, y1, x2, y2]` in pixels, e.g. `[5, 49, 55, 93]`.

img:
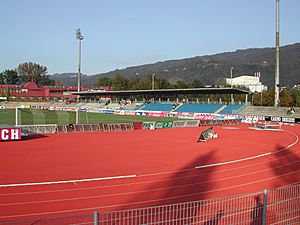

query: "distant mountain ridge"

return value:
[51, 43, 300, 88]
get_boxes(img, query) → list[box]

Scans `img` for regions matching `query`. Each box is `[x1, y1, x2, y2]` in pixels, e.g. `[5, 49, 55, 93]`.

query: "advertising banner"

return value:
[155, 121, 173, 129]
[143, 122, 156, 129]
[147, 112, 165, 117]
[265, 116, 296, 124]
[0, 128, 21, 141]
[194, 114, 216, 120]
[281, 117, 296, 123]
[124, 111, 136, 116]
[135, 111, 148, 117]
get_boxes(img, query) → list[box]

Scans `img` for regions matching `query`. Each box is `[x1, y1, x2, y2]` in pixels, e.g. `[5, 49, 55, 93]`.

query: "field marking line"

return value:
[195, 128, 298, 169]
[2, 168, 300, 220]
[3, 158, 300, 207]
[0, 174, 137, 188]
[194, 152, 272, 169]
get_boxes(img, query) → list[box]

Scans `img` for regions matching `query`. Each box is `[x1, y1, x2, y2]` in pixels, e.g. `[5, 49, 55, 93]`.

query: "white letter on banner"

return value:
[11, 129, 20, 140]
[1, 129, 9, 140]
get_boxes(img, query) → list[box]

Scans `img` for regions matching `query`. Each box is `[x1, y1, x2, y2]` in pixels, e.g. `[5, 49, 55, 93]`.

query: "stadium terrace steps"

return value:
[238, 106, 300, 117]
[214, 105, 226, 114]
[174, 103, 223, 113]
[139, 103, 174, 111]
[219, 104, 245, 114]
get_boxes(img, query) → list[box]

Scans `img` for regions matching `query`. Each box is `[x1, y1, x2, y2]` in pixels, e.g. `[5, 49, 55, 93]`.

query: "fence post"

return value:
[262, 189, 268, 225]
[94, 211, 99, 225]
[15, 106, 18, 126]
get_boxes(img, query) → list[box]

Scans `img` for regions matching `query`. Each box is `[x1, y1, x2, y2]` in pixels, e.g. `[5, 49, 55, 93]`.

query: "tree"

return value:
[128, 77, 142, 90]
[290, 89, 300, 107]
[41, 75, 55, 86]
[0, 73, 3, 84]
[17, 62, 52, 86]
[279, 90, 294, 107]
[112, 74, 129, 90]
[156, 78, 171, 89]
[97, 77, 113, 87]
[190, 79, 204, 88]
[0, 69, 20, 85]
[174, 80, 189, 89]
[263, 89, 275, 106]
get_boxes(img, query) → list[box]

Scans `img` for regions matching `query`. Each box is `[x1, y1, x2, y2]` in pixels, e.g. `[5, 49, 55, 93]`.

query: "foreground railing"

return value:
[1, 183, 299, 225]
[17, 119, 241, 135]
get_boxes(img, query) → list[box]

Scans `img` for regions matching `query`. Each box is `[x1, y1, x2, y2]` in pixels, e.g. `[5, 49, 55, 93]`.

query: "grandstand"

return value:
[239, 106, 300, 117]
[174, 103, 223, 113]
[133, 102, 247, 115]
[2, 101, 300, 117]
[137, 103, 174, 111]
[218, 104, 246, 114]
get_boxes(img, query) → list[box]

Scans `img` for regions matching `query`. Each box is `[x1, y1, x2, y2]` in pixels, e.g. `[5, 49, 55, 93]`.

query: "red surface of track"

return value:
[0, 123, 300, 222]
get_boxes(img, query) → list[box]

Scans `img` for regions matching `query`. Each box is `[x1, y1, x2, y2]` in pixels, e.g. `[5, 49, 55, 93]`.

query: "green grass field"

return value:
[0, 109, 183, 125]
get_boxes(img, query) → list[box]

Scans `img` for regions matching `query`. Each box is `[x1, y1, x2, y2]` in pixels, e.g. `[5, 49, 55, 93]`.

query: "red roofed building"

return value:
[0, 82, 111, 100]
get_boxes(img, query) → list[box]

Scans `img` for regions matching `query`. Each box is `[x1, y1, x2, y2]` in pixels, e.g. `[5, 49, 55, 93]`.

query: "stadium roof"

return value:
[73, 87, 250, 98]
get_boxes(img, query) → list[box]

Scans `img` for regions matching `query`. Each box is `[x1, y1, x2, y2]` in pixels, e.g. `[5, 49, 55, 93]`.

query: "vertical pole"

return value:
[94, 211, 99, 225]
[76, 30, 83, 93]
[77, 37, 81, 104]
[262, 189, 268, 225]
[260, 89, 263, 106]
[274, 0, 280, 107]
[152, 73, 155, 90]
[86, 111, 89, 124]
[76, 29, 83, 103]
[75, 107, 79, 124]
[15, 106, 18, 126]
[230, 67, 234, 104]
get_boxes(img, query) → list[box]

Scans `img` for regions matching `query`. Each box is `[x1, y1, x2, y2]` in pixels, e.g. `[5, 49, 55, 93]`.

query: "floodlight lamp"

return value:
[76, 29, 84, 40]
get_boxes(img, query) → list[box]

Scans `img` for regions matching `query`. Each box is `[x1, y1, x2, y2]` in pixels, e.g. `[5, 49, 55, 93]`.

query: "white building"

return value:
[225, 74, 267, 93]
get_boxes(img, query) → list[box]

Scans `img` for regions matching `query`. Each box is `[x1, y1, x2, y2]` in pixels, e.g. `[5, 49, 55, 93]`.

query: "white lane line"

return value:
[0, 174, 137, 188]
[195, 128, 299, 169]
[194, 152, 272, 169]
[1, 128, 298, 188]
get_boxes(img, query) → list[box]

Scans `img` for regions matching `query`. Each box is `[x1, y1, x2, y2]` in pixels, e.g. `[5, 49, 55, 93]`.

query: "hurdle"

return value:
[197, 127, 217, 142]
[250, 121, 282, 131]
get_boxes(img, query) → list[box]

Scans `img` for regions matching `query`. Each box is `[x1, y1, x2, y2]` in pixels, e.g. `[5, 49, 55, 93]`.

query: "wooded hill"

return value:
[51, 43, 300, 88]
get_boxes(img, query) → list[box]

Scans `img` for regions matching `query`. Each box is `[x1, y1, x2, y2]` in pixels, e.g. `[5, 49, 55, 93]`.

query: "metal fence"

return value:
[172, 120, 200, 128]
[1, 213, 94, 225]
[18, 124, 58, 135]
[16, 119, 241, 135]
[1, 184, 300, 225]
[57, 123, 136, 133]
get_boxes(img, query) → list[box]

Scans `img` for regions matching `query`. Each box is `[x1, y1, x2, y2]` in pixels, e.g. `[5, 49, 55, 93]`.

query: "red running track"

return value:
[0, 123, 300, 221]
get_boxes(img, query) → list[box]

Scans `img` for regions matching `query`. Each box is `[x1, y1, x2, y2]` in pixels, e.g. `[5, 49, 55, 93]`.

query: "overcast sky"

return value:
[0, 0, 299, 75]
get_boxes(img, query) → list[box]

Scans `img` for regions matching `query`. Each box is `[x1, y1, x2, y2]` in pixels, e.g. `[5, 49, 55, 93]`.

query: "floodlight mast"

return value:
[230, 67, 234, 104]
[76, 28, 83, 94]
[274, 0, 280, 107]
[75, 28, 83, 125]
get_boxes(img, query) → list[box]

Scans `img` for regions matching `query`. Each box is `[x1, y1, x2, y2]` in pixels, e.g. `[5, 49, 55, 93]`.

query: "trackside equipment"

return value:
[197, 127, 216, 142]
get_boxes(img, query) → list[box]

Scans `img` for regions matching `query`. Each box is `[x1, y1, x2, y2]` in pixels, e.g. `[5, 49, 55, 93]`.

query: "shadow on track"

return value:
[21, 134, 48, 141]
[267, 144, 300, 223]
[269, 144, 300, 186]
[116, 150, 223, 224]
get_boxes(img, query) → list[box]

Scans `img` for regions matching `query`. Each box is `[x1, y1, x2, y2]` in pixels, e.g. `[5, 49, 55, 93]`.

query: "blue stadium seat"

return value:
[218, 104, 244, 114]
[138, 103, 174, 111]
[175, 104, 222, 113]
